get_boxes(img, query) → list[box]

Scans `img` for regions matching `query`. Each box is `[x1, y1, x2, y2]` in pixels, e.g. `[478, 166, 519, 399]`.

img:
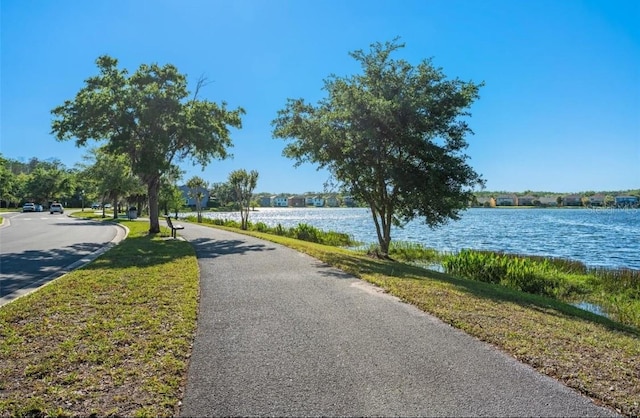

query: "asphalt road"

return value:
[0, 211, 124, 304]
[178, 223, 618, 417]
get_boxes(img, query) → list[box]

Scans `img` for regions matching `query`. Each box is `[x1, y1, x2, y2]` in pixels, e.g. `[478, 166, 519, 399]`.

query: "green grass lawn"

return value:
[1, 217, 638, 416]
[0, 220, 198, 416]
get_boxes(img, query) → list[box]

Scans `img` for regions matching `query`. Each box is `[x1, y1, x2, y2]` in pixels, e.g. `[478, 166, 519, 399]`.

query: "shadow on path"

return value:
[188, 237, 275, 259]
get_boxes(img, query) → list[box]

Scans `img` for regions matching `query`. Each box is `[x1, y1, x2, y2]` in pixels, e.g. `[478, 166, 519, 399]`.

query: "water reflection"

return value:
[572, 301, 609, 318]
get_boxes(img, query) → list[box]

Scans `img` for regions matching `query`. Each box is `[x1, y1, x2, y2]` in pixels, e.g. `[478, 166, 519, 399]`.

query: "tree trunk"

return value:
[369, 204, 391, 258]
[147, 176, 161, 234]
[240, 203, 248, 230]
[112, 195, 118, 220]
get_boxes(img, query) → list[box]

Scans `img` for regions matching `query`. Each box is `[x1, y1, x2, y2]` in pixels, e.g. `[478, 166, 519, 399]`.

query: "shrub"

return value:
[442, 249, 506, 284]
[293, 223, 321, 243]
[319, 230, 355, 247]
[223, 219, 241, 228]
[274, 223, 287, 236]
[501, 257, 561, 297]
[389, 241, 440, 262]
[253, 222, 270, 233]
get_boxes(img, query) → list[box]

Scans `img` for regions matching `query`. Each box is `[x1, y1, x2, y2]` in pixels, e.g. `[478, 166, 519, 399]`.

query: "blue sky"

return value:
[1, 0, 638, 194]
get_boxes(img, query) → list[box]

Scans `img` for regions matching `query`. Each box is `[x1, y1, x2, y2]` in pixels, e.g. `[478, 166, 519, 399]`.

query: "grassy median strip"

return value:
[209, 224, 639, 417]
[0, 220, 199, 416]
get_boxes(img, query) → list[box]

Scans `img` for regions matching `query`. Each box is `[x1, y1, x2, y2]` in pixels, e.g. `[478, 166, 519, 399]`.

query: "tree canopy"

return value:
[51, 56, 244, 233]
[272, 39, 485, 256]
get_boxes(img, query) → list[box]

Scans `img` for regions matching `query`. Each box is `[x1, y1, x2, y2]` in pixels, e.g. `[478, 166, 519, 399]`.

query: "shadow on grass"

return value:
[80, 230, 194, 270]
[316, 248, 640, 336]
[310, 260, 357, 280]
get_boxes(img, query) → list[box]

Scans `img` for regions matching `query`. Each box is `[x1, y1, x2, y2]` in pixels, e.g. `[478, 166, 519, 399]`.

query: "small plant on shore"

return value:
[273, 223, 287, 236]
[254, 222, 270, 233]
[292, 223, 321, 243]
[364, 241, 440, 263]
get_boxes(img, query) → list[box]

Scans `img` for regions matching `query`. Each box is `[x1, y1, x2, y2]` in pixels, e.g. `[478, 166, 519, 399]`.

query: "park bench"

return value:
[165, 216, 184, 238]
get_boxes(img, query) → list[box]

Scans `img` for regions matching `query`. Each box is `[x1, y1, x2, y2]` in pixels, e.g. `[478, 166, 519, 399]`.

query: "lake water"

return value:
[194, 207, 640, 270]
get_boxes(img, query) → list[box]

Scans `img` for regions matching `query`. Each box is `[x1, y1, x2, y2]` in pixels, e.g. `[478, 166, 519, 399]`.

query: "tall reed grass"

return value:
[442, 249, 570, 297]
[442, 249, 639, 329]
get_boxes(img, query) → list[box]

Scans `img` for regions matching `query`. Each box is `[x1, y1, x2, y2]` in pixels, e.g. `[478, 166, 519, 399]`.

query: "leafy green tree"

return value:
[272, 40, 484, 256]
[603, 195, 615, 207]
[186, 176, 208, 223]
[159, 166, 185, 219]
[13, 173, 29, 206]
[161, 183, 186, 219]
[228, 169, 259, 230]
[210, 182, 235, 208]
[85, 148, 140, 219]
[0, 155, 16, 207]
[51, 56, 244, 233]
[25, 163, 75, 205]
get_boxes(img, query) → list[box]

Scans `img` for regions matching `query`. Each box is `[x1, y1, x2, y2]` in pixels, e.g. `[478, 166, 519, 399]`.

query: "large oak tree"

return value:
[51, 56, 244, 233]
[272, 40, 485, 256]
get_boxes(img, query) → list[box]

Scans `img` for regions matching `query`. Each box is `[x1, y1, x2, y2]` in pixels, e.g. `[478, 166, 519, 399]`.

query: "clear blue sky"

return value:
[2, 0, 638, 194]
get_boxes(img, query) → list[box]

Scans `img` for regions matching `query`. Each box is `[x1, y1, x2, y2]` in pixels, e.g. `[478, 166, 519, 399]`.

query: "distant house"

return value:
[615, 196, 639, 207]
[273, 195, 288, 207]
[326, 196, 339, 207]
[288, 196, 305, 207]
[305, 196, 314, 206]
[343, 196, 357, 207]
[259, 196, 272, 207]
[538, 197, 558, 207]
[312, 196, 325, 207]
[496, 195, 518, 206]
[179, 185, 209, 208]
[518, 196, 536, 206]
[589, 194, 605, 207]
[563, 194, 583, 206]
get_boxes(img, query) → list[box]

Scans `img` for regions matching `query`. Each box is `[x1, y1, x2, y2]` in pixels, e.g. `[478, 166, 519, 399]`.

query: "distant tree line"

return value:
[0, 153, 264, 221]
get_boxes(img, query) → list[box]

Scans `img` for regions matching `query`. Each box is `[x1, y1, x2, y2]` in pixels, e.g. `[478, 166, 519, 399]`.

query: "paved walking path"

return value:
[177, 222, 617, 417]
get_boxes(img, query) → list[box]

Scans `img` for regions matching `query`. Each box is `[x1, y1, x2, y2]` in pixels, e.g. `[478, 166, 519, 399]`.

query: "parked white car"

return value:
[22, 202, 36, 212]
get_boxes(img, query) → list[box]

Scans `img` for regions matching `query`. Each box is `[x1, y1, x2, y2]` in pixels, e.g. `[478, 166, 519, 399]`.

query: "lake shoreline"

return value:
[184, 207, 640, 270]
